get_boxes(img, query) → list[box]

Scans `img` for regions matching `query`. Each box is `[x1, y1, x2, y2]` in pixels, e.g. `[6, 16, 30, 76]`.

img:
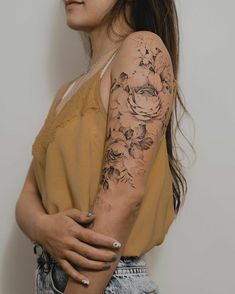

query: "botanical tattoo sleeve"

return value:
[91, 33, 175, 211]
[72, 33, 176, 294]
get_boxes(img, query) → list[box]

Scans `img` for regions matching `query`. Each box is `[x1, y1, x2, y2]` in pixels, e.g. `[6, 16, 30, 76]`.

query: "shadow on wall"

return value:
[0, 3, 89, 294]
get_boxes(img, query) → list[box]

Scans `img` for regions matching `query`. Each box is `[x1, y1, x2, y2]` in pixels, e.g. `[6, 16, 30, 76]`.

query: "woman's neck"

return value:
[87, 15, 133, 66]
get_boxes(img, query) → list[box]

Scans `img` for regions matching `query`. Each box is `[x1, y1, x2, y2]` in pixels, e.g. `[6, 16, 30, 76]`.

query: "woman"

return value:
[15, 0, 189, 293]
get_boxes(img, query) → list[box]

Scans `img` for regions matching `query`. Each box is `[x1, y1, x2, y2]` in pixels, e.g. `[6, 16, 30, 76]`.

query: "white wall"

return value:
[0, 1, 234, 293]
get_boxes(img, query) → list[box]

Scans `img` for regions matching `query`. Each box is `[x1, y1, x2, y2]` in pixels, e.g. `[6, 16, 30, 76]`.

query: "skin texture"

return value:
[64, 31, 175, 294]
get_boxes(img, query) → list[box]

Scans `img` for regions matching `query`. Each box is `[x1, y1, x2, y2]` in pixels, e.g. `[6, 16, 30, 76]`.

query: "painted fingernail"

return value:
[81, 279, 90, 286]
[87, 211, 94, 217]
[112, 241, 121, 248]
[103, 263, 111, 269]
[111, 255, 117, 261]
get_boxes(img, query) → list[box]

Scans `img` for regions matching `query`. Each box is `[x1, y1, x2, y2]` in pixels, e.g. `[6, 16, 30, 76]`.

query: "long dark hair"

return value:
[94, 0, 195, 214]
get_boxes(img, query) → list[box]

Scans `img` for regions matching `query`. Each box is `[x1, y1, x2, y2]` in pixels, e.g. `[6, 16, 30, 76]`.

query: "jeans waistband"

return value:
[34, 244, 148, 275]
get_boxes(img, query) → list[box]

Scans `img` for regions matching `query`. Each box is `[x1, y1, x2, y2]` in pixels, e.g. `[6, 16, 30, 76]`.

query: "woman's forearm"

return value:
[15, 160, 48, 243]
[15, 190, 47, 243]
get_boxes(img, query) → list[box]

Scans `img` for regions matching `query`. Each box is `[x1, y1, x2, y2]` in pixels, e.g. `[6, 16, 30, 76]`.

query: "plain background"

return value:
[0, 1, 234, 293]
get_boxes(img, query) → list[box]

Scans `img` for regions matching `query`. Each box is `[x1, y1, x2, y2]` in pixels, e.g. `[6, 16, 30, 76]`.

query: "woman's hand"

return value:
[35, 208, 121, 284]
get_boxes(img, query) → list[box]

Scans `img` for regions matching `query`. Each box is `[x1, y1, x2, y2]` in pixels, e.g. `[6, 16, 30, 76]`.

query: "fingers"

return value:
[76, 227, 122, 250]
[64, 250, 112, 271]
[63, 208, 122, 250]
[65, 208, 95, 224]
[68, 239, 117, 262]
[59, 258, 90, 286]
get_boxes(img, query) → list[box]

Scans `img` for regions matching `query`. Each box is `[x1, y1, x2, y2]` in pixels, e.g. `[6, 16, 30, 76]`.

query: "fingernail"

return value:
[111, 255, 117, 261]
[87, 211, 94, 217]
[103, 263, 111, 269]
[112, 241, 121, 248]
[81, 279, 90, 286]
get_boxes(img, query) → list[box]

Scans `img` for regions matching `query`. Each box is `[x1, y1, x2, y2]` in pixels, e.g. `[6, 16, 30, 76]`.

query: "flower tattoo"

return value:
[98, 34, 175, 192]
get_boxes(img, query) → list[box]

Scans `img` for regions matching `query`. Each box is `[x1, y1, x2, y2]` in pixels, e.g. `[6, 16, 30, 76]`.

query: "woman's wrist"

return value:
[30, 213, 49, 246]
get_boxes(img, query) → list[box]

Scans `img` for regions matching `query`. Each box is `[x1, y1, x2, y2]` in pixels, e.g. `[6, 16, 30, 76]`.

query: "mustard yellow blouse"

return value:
[31, 56, 177, 257]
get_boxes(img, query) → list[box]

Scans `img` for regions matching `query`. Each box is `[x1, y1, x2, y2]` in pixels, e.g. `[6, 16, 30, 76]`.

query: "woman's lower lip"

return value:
[66, 3, 84, 9]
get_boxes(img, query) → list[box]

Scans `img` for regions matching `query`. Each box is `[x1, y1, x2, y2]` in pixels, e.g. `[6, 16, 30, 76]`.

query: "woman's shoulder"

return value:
[117, 30, 169, 54]
[124, 30, 162, 42]
[110, 30, 174, 86]
[111, 30, 173, 72]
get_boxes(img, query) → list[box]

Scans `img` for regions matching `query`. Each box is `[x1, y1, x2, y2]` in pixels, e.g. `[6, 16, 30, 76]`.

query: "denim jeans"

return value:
[34, 245, 160, 294]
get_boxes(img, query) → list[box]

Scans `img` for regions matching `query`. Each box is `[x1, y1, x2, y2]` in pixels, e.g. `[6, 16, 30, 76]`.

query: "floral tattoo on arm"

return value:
[98, 35, 175, 195]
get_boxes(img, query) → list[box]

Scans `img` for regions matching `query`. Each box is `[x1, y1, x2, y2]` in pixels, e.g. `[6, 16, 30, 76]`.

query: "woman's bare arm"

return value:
[15, 158, 49, 242]
[64, 31, 175, 294]
[15, 82, 122, 284]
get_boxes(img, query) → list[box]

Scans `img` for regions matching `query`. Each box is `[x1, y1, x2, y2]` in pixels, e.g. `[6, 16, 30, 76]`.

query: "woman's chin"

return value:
[66, 17, 83, 29]
[66, 19, 90, 32]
